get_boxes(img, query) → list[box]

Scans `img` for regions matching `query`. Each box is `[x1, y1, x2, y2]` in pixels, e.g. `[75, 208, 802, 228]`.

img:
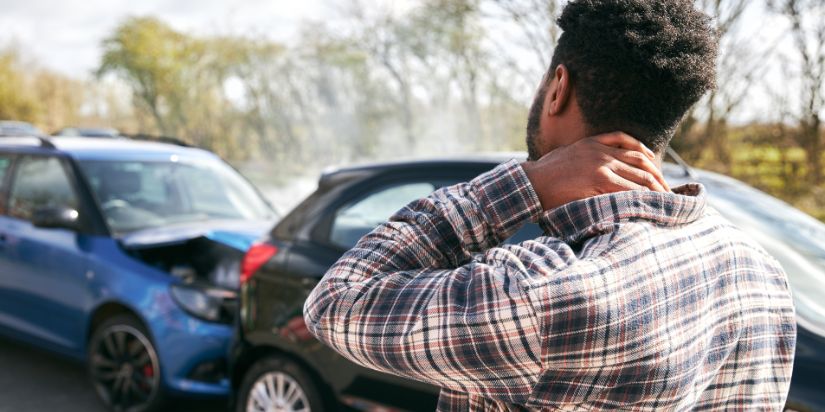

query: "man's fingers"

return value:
[592, 133, 656, 160]
[608, 161, 668, 193]
[603, 169, 646, 193]
[607, 147, 671, 192]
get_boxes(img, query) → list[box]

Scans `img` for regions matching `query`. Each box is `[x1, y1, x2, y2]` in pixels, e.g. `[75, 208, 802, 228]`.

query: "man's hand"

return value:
[522, 132, 671, 211]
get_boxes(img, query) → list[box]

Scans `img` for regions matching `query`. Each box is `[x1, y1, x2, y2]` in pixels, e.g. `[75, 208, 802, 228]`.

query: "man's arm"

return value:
[303, 133, 664, 404]
[304, 160, 546, 404]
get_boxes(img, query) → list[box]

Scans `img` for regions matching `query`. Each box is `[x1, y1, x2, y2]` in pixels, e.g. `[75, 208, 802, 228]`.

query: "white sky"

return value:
[0, 0, 799, 121]
[0, 0, 350, 77]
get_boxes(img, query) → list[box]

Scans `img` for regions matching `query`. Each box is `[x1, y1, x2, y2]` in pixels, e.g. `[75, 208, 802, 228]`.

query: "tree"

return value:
[98, 17, 254, 158]
[673, 0, 768, 170]
[770, 0, 825, 184]
[0, 47, 85, 131]
[31, 70, 86, 132]
[0, 48, 40, 122]
[99, 17, 193, 135]
[481, 0, 561, 99]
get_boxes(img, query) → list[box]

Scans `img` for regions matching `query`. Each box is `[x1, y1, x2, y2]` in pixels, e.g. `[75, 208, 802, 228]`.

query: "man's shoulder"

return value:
[697, 206, 783, 265]
[575, 206, 782, 272]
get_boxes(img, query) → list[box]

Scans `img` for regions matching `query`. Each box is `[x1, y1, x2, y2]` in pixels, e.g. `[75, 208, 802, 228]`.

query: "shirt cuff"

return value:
[472, 159, 543, 240]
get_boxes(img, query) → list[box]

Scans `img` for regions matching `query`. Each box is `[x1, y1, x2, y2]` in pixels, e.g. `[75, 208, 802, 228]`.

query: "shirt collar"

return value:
[537, 184, 707, 244]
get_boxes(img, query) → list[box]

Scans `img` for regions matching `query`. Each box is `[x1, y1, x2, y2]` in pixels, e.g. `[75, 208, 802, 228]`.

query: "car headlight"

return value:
[170, 284, 237, 324]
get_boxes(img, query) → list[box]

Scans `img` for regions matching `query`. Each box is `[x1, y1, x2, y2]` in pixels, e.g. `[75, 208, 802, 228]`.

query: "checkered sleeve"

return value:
[303, 160, 545, 404]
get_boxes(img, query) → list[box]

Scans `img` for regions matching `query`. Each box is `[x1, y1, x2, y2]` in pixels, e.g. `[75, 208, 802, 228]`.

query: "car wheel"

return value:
[88, 314, 164, 412]
[237, 356, 325, 412]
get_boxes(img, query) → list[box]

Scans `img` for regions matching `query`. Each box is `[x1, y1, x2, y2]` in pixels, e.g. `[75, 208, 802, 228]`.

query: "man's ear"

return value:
[544, 64, 572, 116]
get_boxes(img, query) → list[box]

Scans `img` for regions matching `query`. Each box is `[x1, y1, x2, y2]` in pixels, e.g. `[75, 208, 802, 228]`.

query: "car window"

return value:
[8, 156, 79, 221]
[330, 182, 436, 248]
[329, 181, 546, 249]
[175, 164, 252, 217]
[0, 155, 10, 183]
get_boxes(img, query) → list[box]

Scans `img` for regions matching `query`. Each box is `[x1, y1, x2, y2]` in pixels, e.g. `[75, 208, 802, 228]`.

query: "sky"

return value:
[0, 0, 797, 122]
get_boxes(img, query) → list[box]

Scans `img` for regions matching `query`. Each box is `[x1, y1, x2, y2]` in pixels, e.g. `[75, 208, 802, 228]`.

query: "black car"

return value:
[231, 154, 825, 412]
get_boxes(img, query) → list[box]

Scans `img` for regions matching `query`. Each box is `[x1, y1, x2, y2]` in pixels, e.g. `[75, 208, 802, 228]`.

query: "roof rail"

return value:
[37, 135, 56, 149]
[0, 135, 56, 149]
[122, 133, 193, 147]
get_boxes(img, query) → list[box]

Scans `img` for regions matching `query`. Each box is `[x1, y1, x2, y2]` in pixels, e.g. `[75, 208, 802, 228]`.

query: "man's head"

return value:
[526, 0, 718, 161]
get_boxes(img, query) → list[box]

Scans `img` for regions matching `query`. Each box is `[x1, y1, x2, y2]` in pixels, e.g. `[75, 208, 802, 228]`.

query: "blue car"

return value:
[0, 136, 277, 411]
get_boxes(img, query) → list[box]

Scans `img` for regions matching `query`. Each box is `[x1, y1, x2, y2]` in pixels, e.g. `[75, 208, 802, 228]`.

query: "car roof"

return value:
[0, 135, 217, 161]
[319, 152, 705, 185]
[319, 153, 526, 187]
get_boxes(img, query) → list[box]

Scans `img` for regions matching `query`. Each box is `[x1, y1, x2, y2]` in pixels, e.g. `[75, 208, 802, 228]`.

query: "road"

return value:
[0, 336, 226, 412]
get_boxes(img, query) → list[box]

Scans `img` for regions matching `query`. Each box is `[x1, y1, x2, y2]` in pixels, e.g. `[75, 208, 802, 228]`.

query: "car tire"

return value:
[87, 314, 165, 412]
[237, 355, 326, 412]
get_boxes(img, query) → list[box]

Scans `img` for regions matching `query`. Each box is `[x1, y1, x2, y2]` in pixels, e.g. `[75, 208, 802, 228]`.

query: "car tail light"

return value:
[241, 243, 277, 283]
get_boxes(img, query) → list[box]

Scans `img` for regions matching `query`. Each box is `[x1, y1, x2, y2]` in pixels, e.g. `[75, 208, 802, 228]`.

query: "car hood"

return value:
[118, 219, 271, 251]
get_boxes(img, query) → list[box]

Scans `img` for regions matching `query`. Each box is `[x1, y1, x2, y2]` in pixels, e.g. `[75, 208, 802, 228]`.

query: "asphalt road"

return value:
[0, 336, 226, 412]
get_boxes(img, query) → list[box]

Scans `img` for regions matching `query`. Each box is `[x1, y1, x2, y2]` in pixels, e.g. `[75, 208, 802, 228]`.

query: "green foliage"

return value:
[0, 47, 85, 129]
[97, 17, 289, 159]
[685, 123, 825, 221]
[89, 3, 529, 164]
[0, 49, 40, 122]
[99, 17, 193, 132]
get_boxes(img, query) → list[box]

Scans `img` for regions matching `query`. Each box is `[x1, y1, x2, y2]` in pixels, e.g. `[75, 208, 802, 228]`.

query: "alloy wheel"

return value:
[90, 324, 160, 412]
[246, 371, 311, 412]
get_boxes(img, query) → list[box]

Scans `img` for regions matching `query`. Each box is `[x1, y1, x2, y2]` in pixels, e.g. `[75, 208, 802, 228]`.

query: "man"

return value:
[304, 0, 796, 410]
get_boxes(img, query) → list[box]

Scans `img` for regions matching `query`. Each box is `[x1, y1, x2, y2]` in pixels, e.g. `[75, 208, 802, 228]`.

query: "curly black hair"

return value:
[548, 0, 718, 152]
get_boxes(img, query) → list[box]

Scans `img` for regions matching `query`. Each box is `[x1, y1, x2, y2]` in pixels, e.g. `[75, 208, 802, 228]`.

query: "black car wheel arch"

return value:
[236, 355, 329, 412]
[88, 314, 165, 412]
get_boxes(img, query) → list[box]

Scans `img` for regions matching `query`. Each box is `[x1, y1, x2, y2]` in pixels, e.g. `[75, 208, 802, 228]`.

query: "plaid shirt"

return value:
[304, 160, 796, 411]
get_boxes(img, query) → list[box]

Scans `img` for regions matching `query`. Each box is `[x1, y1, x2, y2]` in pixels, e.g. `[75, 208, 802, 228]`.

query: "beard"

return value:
[525, 87, 545, 161]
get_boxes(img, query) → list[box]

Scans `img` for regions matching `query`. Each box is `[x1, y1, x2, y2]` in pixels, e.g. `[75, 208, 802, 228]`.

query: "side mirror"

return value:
[31, 207, 80, 231]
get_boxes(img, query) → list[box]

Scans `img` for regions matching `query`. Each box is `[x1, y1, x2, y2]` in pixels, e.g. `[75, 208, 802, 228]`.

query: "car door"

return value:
[253, 169, 544, 409]
[0, 154, 90, 353]
[0, 152, 19, 332]
[289, 174, 540, 407]
[291, 178, 449, 408]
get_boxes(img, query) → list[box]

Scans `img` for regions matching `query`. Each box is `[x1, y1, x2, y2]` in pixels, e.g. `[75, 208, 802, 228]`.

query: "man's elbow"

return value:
[302, 287, 329, 341]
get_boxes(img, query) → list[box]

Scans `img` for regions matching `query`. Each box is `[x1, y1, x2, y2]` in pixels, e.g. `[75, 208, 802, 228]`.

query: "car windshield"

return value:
[78, 158, 277, 234]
